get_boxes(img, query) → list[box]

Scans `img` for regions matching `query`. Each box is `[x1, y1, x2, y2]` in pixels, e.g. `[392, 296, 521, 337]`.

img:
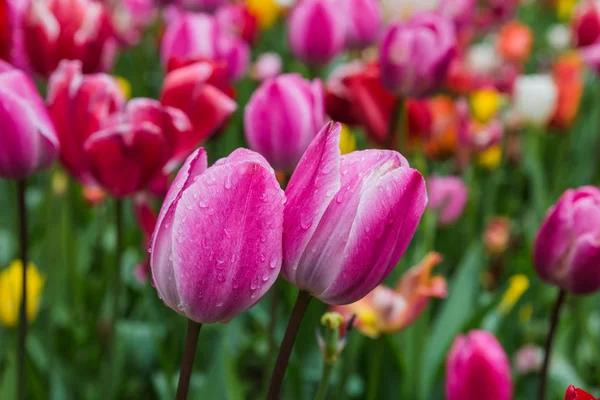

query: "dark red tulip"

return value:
[566, 385, 597, 400]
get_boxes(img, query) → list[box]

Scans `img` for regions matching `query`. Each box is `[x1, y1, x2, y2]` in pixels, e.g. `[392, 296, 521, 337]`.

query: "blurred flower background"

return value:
[1, 0, 600, 399]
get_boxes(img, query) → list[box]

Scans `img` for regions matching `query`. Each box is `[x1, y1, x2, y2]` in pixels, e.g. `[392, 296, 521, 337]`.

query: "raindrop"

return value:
[260, 253, 266, 262]
[199, 199, 207, 208]
[177, 302, 185, 311]
[269, 256, 278, 269]
[262, 275, 269, 282]
[250, 281, 258, 290]
[300, 213, 313, 229]
[224, 228, 231, 239]
[217, 273, 225, 282]
[216, 301, 224, 308]
[260, 235, 267, 243]
[224, 175, 232, 189]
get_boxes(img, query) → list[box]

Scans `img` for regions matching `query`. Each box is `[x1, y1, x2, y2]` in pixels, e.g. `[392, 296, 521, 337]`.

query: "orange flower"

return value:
[332, 253, 447, 338]
[423, 96, 459, 159]
[484, 217, 512, 256]
[497, 21, 534, 63]
[551, 53, 584, 130]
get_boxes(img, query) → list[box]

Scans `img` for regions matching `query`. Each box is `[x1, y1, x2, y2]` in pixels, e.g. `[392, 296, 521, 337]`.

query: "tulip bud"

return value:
[572, 0, 600, 48]
[534, 186, 600, 294]
[484, 217, 511, 256]
[160, 60, 237, 148]
[513, 344, 543, 375]
[216, 4, 259, 44]
[150, 148, 285, 323]
[47, 60, 125, 184]
[445, 330, 513, 400]
[177, 0, 227, 12]
[0, 260, 45, 328]
[427, 175, 468, 226]
[288, 0, 346, 65]
[565, 385, 598, 400]
[513, 74, 558, 126]
[23, 0, 117, 77]
[0, 0, 28, 68]
[379, 12, 456, 98]
[244, 74, 325, 173]
[547, 24, 572, 52]
[250, 52, 283, 82]
[0, 61, 59, 179]
[84, 99, 192, 198]
[343, 0, 382, 50]
[282, 122, 427, 305]
[496, 21, 534, 63]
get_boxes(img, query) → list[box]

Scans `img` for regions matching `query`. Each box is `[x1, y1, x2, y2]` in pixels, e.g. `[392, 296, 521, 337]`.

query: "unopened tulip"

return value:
[0, 260, 44, 328]
[282, 122, 427, 305]
[177, 0, 226, 12]
[47, 60, 125, 184]
[23, 0, 116, 77]
[84, 99, 192, 198]
[150, 148, 285, 323]
[379, 12, 456, 97]
[446, 330, 513, 400]
[551, 53, 584, 130]
[572, 0, 600, 48]
[497, 21, 534, 63]
[534, 186, 600, 294]
[160, 60, 237, 147]
[216, 4, 259, 44]
[0, 0, 28, 68]
[484, 217, 511, 256]
[513, 74, 558, 126]
[250, 52, 283, 81]
[344, 0, 382, 50]
[245, 74, 325, 173]
[427, 175, 468, 225]
[0, 61, 59, 179]
[332, 253, 446, 337]
[566, 385, 598, 400]
[438, 0, 474, 32]
[288, 0, 346, 65]
[547, 24, 572, 51]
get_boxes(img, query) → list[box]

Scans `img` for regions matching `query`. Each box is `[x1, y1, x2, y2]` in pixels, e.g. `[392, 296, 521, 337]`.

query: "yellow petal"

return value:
[499, 274, 529, 315]
[339, 124, 357, 155]
[470, 89, 501, 123]
[477, 145, 502, 170]
[247, 0, 281, 29]
[0, 260, 44, 328]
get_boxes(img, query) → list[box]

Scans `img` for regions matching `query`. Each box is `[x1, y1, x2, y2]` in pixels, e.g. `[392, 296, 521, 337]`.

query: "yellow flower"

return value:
[339, 124, 357, 155]
[247, 0, 281, 29]
[0, 260, 44, 328]
[556, 0, 577, 21]
[52, 170, 69, 197]
[498, 274, 529, 315]
[115, 76, 132, 100]
[477, 145, 502, 170]
[519, 303, 533, 323]
[470, 89, 501, 123]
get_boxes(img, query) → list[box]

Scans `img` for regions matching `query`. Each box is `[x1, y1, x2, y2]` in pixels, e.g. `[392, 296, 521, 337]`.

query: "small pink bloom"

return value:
[343, 0, 381, 50]
[427, 175, 468, 225]
[513, 344, 543, 375]
[251, 52, 283, 81]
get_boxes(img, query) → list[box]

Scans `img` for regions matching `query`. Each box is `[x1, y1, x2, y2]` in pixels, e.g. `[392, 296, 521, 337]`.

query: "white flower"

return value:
[513, 74, 558, 126]
[466, 42, 501, 75]
[381, 0, 441, 21]
[546, 24, 572, 52]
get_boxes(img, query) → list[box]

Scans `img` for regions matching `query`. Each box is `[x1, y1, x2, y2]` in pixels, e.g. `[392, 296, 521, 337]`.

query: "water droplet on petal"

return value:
[224, 228, 231, 239]
[217, 273, 225, 282]
[269, 256, 278, 269]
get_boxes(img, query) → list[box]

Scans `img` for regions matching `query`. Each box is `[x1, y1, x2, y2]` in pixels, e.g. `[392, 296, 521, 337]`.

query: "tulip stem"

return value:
[538, 289, 566, 400]
[16, 179, 28, 400]
[314, 362, 334, 400]
[113, 198, 123, 322]
[175, 319, 202, 400]
[385, 97, 405, 151]
[267, 290, 313, 400]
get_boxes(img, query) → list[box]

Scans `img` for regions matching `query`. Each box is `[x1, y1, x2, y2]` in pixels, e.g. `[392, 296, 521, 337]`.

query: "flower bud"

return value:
[379, 12, 456, 98]
[343, 0, 382, 50]
[565, 385, 597, 400]
[446, 330, 513, 400]
[150, 148, 285, 323]
[513, 74, 558, 126]
[572, 0, 600, 48]
[0, 260, 45, 328]
[534, 186, 600, 294]
[427, 175, 468, 226]
[244, 74, 325, 173]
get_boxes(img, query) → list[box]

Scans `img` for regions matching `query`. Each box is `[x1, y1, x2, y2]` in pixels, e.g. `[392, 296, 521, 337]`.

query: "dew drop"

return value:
[217, 273, 225, 282]
[260, 235, 267, 243]
[177, 302, 185, 311]
[260, 253, 266, 262]
[224, 175, 232, 189]
[224, 228, 231, 239]
[250, 281, 258, 290]
[199, 199, 207, 208]
[262, 275, 269, 282]
[216, 301, 224, 307]
[300, 213, 313, 229]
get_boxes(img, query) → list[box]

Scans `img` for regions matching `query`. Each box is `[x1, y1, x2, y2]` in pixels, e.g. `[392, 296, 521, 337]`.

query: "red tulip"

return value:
[566, 385, 598, 400]
[23, 0, 116, 77]
[160, 60, 236, 149]
[83, 99, 192, 198]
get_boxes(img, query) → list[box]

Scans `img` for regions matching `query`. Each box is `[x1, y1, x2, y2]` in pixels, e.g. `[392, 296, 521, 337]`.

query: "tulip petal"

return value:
[321, 166, 427, 304]
[282, 122, 341, 285]
[151, 148, 208, 311]
[172, 158, 284, 323]
[565, 233, 600, 294]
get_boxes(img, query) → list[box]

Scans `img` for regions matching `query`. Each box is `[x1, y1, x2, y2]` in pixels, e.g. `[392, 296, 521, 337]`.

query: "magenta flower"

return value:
[282, 122, 427, 305]
[244, 74, 325, 173]
[427, 175, 468, 225]
[446, 330, 513, 400]
[0, 60, 59, 179]
[288, 0, 346, 65]
[534, 186, 600, 294]
[344, 0, 382, 50]
[379, 12, 456, 98]
[150, 148, 285, 323]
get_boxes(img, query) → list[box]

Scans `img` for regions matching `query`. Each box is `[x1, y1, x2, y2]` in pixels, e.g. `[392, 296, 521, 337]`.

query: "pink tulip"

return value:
[379, 12, 456, 98]
[150, 148, 285, 323]
[344, 0, 382, 50]
[244, 74, 325, 173]
[438, 0, 474, 32]
[216, 4, 259, 44]
[250, 52, 283, 81]
[0, 60, 59, 179]
[161, 9, 250, 81]
[23, 0, 117, 77]
[0, 0, 28, 69]
[288, 0, 346, 65]
[83, 98, 192, 198]
[446, 330, 513, 400]
[282, 122, 427, 305]
[572, 0, 600, 48]
[427, 175, 468, 225]
[47, 60, 125, 184]
[534, 186, 600, 294]
[176, 0, 227, 12]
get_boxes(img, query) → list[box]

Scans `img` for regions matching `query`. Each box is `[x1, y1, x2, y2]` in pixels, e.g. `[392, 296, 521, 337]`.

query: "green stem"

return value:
[175, 320, 203, 400]
[366, 337, 385, 400]
[17, 179, 28, 400]
[314, 362, 334, 400]
[385, 97, 405, 151]
[267, 290, 313, 400]
[538, 289, 566, 400]
[113, 198, 123, 322]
